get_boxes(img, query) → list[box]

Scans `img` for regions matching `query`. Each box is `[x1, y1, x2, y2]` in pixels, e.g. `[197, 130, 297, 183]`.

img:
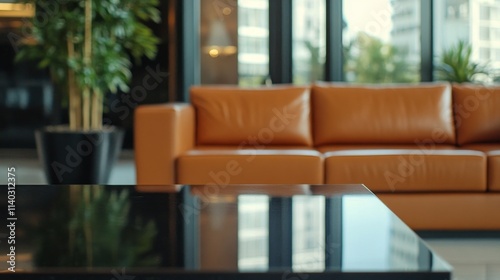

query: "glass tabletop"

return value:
[0, 184, 452, 279]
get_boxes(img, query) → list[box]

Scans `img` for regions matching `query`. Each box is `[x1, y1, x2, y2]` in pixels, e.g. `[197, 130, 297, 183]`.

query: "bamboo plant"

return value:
[16, 0, 160, 131]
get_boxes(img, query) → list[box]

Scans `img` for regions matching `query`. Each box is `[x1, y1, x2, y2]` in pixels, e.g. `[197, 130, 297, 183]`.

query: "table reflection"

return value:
[0, 184, 450, 275]
[186, 184, 443, 273]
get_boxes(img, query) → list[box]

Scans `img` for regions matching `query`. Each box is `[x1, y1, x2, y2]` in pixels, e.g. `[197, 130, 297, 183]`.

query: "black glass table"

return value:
[0, 184, 452, 279]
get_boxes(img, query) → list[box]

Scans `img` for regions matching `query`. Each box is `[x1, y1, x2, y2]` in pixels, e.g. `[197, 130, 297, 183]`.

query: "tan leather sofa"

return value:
[135, 82, 500, 230]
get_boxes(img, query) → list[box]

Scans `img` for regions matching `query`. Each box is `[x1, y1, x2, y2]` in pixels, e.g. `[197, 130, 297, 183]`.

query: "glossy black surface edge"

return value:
[325, 197, 343, 269]
[417, 230, 500, 239]
[4, 271, 451, 280]
[269, 198, 293, 268]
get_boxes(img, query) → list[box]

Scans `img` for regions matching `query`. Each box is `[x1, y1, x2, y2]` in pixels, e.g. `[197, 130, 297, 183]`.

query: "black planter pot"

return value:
[35, 126, 125, 184]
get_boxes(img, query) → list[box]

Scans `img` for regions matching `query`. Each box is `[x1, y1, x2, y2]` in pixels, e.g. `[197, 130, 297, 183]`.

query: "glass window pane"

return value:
[342, 196, 392, 270]
[238, 0, 270, 86]
[293, 0, 326, 85]
[434, 0, 500, 81]
[238, 195, 269, 271]
[292, 196, 325, 272]
[343, 0, 420, 83]
[200, 0, 239, 84]
[199, 0, 268, 86]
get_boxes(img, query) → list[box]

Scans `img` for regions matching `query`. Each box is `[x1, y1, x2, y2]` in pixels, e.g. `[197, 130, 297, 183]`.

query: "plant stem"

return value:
[83, 90, 90, 130]
[83, 0, 93, 131]
[67, 33, 81, 130]
[91, 90, 102, 130]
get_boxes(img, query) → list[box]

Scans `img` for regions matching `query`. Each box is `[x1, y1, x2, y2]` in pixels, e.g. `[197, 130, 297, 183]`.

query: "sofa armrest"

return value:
[134, 103, 195, 185]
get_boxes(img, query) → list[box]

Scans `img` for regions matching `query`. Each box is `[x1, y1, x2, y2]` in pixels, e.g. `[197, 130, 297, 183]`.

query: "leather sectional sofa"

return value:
[135, 82, 500, 230]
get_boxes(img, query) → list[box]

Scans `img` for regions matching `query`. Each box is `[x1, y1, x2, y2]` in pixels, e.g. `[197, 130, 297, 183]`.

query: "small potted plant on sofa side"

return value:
[16, 0, 160, 184]
[435, 40, 491, 84]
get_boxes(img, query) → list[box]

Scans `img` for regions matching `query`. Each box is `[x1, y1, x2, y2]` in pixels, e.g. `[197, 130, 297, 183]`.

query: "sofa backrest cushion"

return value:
[453, 84, 500, 145]
[312, 83, 456, 145]
[190, 86, 313, 146]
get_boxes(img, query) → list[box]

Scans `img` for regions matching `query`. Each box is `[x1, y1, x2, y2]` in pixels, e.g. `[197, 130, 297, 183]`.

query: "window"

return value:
[480, 48, 490, 60]
[199, 0, 239, 84]
[199, 0, 268, 86]
[445, 0, 469, 19]
[195, 0, 499, 95]
[480, 5, 490, 20]
[480, 27, 490, 40]
[495, 49, 500, 60]
[494, 28, 500, 40]
[238, 0, 269, 86]
[434, 0, 500, 75]
[493, 6, 500, 19]
[292, 0, 326, 85]
[343, 0, 420, 83]
[292, 196, 325, 271]
[238, 195, 269, 271]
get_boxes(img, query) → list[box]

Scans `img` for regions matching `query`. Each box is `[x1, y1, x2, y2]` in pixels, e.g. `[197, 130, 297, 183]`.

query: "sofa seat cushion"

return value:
[317, 144, 457, 153]
[190, 86, 312, 146]
[488, 150, 500, 192]
[324, 149, 486, 192]
[460, 143, 500, 152]
[312, 83, 456, 145]
[177, 149, 323, 184]
[194, 145, 317, 151]
[459, 145, 500, 192]
[453, 84, 500, 145]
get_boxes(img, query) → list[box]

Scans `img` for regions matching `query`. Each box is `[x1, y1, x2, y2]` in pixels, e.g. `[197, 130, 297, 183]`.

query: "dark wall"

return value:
[0, 42, 60, 148]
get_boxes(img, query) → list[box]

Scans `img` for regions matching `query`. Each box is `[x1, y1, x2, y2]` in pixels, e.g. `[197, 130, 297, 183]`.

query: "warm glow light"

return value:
[222, 46, 237, 55]
[209, 48, 220, 58]
[222, 7, 232, 15]
[0, 3, 34, 18]
[205, 46, 237, 58]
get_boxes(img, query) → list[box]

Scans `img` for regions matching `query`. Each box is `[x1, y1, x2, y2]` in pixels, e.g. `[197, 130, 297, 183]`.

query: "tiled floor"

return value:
[426, 239, 500, 280]
[2, 149, 500, 280]
[0, 149, 135, 185]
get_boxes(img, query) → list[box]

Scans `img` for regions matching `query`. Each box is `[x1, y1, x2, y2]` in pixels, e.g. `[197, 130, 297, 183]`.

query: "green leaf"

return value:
[15, 0, 161, 128]
[435, 40, 490, 83]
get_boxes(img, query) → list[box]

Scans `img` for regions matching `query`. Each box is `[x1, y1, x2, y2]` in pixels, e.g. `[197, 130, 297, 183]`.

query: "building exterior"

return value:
[392, 0, 500, 71]
[390, 0, 421, 65]
[470, 0, 500, 68]
[238, 195, 269, 270]
[292, 0, 326, 84]
[238, 0, 269, 86]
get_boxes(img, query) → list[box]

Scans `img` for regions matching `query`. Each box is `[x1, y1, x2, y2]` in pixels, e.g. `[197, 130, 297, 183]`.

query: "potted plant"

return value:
[435, 40, 490, 83]
[16, 0, 160, 184]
